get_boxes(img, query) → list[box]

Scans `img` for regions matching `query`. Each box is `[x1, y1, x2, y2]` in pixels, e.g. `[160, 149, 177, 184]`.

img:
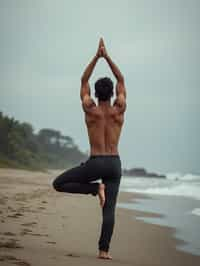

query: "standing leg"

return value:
[52, 161, 100, 196]
[98, 178, 121, 254]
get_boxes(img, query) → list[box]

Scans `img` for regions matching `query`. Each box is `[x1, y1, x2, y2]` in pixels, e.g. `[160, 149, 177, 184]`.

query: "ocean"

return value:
[117, 172, 200, 256]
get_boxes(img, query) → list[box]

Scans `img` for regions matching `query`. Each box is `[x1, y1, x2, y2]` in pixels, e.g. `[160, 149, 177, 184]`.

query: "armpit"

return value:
[82, 96, 97, 113]
[113, 97, 126, 113]
[82, 96, 96, 108]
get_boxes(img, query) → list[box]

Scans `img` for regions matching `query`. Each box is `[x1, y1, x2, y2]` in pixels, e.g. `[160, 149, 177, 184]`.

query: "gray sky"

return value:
[0, 0, 199, 174]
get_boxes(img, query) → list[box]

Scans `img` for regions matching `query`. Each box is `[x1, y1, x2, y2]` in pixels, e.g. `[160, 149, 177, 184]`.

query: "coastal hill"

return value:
[0, 111, 87, 170]
[122, 167, 166, 178]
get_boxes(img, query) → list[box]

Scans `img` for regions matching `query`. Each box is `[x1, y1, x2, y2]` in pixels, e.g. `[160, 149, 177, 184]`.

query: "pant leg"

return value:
[98, 178, 121, 252]
[52, 161, 100, 196]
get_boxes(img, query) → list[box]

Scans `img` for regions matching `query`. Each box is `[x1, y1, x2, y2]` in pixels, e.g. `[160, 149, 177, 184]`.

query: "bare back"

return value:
[83, 103, 125, 155]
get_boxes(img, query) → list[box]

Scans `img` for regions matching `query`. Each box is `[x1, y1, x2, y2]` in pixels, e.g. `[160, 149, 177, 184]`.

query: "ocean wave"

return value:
[191, 208, 200, 217]
[166, 172, 200, 181]
[122, 183, 200, 200]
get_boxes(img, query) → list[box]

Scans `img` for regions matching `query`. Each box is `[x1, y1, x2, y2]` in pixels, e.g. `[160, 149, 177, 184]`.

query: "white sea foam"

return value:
[181, 174, 200, 181]
[166, 172, 200, 181]
[123, 184, 200, 200]
[165, 172, 182, 180]
[120, 173, 200, 257]
[121, 173, 200, 201]
[191, 208, 200, 217]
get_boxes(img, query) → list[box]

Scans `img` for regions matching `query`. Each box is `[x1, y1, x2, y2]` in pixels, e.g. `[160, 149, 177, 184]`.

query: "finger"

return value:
[100, 37, 104, 46]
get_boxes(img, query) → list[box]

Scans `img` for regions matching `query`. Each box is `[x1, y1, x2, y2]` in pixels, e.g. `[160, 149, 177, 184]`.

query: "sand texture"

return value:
[0, 168, 200, 266]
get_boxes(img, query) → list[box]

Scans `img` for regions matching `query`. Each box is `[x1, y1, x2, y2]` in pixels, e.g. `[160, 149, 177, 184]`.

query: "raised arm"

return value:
[81, 55, 98, 85]
[101, 39, 127, 112]
[105, 54, 126, 99]
[105, 55, 124, 85]
[80, 55, 98, 102]
[80, 39, 103, 101]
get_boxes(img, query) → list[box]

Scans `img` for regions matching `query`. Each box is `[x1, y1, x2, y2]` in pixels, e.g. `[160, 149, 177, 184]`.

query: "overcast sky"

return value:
[0, 0, 199, 174]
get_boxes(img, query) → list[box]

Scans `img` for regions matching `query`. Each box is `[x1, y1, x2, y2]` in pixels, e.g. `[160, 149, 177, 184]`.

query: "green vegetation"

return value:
[0, 111, 87, 171]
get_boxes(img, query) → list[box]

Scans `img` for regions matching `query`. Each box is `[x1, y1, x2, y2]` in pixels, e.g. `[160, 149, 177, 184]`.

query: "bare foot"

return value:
[97, 250, 112, 260]
[98, 183, 105, 208]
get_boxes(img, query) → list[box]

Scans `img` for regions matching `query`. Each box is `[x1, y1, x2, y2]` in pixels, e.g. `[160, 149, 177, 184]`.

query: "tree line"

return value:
[0, 111, 87, 170]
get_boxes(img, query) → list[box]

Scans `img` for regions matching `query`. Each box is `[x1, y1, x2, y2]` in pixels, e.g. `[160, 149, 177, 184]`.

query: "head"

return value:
[94, 77, 114, 102]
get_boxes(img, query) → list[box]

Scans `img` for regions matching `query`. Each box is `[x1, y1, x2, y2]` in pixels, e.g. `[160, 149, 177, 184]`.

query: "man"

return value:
[52, 38, 127, 260]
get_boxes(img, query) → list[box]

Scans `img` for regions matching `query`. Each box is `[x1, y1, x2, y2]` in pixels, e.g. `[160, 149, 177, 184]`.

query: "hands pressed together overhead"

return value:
[96, 37, 108, 59]
[81, 37, 124, 88]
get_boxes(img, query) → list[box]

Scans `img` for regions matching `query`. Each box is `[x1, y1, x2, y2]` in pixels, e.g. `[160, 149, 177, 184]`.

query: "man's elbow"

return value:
[119, 75, 124, 84]
[81, 76, 87, 85]
[80, 91, 83, 100]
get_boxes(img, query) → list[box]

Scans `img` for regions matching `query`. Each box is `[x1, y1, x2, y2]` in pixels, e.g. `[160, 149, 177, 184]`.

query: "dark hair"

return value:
[94, 77, 114, 101]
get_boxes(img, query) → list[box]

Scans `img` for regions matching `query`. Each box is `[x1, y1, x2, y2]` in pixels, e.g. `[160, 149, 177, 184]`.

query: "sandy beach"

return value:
[0, 168, 200, 266]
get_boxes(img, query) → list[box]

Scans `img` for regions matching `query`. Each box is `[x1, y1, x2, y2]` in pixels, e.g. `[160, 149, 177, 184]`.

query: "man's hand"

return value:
[96, 37, 108, 58]
[100, 38, 108, 58]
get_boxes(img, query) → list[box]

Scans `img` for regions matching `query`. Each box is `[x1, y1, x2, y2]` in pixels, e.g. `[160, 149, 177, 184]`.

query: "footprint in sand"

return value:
[20, 228, 48, 237]
[3, 232, 16, 236]
[47, 241, 56, 244]
[21, 222, 37, 227]
[61, 215, 68, 218]
[8, 212, 24, 218]
[0, 255, 31, 265]
[28, 233, 48, 237]
[0, 254, 17, 261]
[65, 253, 80, 258]
[8, 206, 15, 211]
[20, 228, 33, 236]
[13, 261, 31, 266]
[38, 206, 46, 210]
[0, 239, 23, 249]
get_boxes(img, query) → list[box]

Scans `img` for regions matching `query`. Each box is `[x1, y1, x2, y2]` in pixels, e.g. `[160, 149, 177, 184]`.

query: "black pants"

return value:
[52, 154, 122, 252]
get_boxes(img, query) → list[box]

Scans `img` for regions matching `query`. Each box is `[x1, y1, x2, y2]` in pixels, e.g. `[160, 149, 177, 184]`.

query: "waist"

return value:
[90, 145, 119, 157]
[89, 154, 120, 159]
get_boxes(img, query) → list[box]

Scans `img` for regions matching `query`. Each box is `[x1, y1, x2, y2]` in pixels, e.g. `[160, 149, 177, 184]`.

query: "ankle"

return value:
[99, 249, 108, 253]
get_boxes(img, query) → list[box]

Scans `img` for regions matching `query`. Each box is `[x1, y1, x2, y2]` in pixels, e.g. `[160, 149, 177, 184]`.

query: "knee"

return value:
[52, 178, 62, 192]
[103, 212, 115, 227]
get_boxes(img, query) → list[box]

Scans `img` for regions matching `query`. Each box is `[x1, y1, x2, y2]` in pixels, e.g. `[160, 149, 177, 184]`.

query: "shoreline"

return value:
[0, 167, 200, 265]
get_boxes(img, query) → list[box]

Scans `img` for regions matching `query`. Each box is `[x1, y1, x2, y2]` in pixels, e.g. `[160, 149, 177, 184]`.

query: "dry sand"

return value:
[0, 167, 200, 266]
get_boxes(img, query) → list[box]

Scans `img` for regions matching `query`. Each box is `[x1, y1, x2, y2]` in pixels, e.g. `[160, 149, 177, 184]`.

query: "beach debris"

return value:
[65, 253, 80, 257]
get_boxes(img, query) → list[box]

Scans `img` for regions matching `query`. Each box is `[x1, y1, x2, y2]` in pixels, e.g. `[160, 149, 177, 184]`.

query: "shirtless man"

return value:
[52, 38, 127, 260]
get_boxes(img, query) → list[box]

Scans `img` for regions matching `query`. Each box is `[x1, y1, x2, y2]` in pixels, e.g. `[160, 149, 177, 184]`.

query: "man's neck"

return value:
[98, 100, 111, 107]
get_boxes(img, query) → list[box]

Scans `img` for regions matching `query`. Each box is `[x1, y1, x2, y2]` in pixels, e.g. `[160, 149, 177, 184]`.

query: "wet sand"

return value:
[0, 168, 200, 266]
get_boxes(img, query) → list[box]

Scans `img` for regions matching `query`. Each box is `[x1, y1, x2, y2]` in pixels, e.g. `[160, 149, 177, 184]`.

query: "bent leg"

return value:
[98, 178, 121, 252]
[52, 162, 99, 196]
